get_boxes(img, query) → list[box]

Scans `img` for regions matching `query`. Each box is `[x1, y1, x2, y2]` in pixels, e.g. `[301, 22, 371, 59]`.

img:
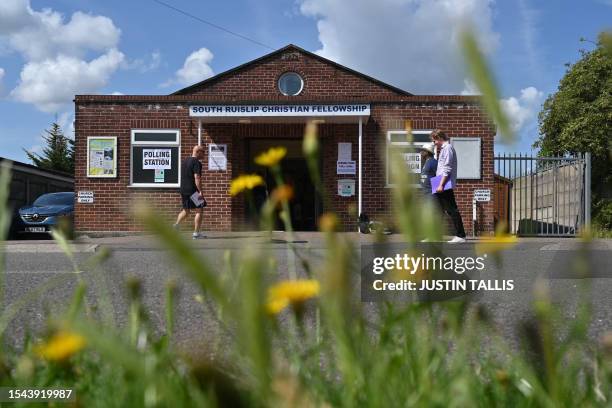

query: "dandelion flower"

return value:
[35, 331, 86, 362]
[266, 279, 320, 315]
[318, 213, 338, 232]
[255, 147, 287, 167]
[266, 297, 289, 315]
[229, 174, 264, 196]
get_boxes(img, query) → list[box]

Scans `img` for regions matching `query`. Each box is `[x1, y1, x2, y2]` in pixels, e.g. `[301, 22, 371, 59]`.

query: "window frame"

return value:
[385, 129, 432, 188]
[277, 72, 304, 96]
[129, 129, 181, 188]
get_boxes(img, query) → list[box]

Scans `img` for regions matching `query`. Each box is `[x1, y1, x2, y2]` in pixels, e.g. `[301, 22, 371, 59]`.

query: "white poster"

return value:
[143, 149, 171, 169]
[154, 169, 165, 183]
[209, 144, 227, 171]
[337, 160, 356, 175]
[338, 143, 352, 161]
[403, 153, 422, 174]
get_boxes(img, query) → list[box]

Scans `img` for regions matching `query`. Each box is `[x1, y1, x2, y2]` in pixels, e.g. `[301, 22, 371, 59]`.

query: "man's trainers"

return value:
[172, 224, 180, 231]
[192, 232, 206, 239]
[447, 236, 466, 244]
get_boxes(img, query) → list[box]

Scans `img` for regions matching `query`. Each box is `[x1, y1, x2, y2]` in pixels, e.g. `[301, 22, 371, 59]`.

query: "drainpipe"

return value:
[197, 120, 202, 146]
[358, 116, 363, 231]
[472, 197, 477, 237]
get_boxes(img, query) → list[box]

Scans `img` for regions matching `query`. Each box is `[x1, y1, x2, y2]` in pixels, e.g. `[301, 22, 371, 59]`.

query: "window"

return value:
[130, 129, 181, 187]
[278, 72, 304, 96]
[386, 130, 432, 187]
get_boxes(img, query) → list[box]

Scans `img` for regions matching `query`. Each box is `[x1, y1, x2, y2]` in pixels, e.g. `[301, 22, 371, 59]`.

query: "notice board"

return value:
[450, 137, 481, 179]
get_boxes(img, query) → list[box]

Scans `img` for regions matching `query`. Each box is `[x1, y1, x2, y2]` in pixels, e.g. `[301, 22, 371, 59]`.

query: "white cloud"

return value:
[163, 47, 214, 87]
[0, 0, 124, 112]
[0, 67, 5, 93]
[10, 49, 124, 112]
[111, 91, 124, 95]
[56, 111, 75, 138]
[460, 79, 479, 95]
[0, 0, 34, 35]
[0, 1, 120, 61]
[500, 86, 544, 132]
[124, 51, 161, 73]
[298, 0, 499, 94]
[518, 0, 542, 77]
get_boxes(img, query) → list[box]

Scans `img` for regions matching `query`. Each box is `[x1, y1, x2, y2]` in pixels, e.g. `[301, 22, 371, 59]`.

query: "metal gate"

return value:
[494, 153, 591, 236]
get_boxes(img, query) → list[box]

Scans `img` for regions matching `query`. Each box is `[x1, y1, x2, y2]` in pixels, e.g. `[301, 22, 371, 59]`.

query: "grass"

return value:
[0, 31, 610, 408]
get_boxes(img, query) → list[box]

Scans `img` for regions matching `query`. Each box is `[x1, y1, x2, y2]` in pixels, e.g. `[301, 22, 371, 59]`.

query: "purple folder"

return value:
[430, 175, 453, 194]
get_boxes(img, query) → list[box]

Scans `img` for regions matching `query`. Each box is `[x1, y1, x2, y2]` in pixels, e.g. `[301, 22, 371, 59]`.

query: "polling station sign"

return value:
[142, 149, 171, 169]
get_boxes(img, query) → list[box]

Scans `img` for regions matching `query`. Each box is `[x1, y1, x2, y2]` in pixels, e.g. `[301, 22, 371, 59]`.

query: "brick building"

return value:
[74, 44, 495, 234]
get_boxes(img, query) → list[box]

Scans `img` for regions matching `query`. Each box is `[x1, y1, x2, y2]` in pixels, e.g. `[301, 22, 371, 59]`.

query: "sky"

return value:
[0, 0, 610, 164]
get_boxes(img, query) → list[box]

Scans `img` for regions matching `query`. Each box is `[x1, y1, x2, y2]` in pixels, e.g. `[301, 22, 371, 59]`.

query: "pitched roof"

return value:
[172, 44, 413, 97]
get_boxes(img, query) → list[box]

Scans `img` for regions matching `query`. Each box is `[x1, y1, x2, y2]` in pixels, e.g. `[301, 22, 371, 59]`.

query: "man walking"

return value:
[174, 145, 206, 239]
[431, 130, 466, 243]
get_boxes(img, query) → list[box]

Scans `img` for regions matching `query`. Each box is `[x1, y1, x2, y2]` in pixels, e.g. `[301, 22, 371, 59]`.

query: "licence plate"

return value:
[27, 227, 46, 233]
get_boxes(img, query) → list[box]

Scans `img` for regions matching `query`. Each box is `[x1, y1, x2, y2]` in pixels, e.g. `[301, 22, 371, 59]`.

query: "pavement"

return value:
[2, 232, 612, 351]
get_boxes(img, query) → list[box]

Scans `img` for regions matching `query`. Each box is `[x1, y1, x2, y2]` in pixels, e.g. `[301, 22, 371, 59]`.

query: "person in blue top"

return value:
[419, 143, 437, 192]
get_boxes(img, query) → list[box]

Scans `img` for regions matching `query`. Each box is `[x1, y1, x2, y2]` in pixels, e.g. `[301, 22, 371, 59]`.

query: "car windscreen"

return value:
[33, 193, 74, 206]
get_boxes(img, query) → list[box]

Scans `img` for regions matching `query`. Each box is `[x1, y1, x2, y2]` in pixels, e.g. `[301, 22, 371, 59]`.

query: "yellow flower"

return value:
[266, 297, 289, 315]
[474, 234, 518, 256]
[255, 147, 287, 167]
[318, 213, 338, 232]
[229, 174, 265, 196]
[34, 331, 86, 362]
[266, 279, 320, 315]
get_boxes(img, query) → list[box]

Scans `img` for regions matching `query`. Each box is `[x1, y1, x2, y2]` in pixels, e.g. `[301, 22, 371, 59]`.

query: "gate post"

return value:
[585, 152, 591, 229]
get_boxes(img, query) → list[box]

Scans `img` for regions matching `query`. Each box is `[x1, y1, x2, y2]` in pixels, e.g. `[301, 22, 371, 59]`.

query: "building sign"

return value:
[87, 137, 117, 178]
[77, 191, 94, 204]
[474, 189, 491, 202]
[143, 149, 172, 169]
[403, 152, 422, 174]
[190, 104, 370, 117]
[337, 160, 356, 175]
[209, 144, 227, 171]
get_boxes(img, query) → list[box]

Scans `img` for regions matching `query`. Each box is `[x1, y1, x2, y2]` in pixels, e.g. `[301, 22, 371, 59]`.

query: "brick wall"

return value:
[74, 46, 495, 235]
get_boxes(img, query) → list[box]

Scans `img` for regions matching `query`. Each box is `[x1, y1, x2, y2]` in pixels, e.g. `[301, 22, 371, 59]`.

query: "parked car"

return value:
[17, 192, 74, 235]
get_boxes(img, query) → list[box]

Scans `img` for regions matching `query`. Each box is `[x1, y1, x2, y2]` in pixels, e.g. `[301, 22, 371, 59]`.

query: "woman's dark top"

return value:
[420, 157, 438, 191]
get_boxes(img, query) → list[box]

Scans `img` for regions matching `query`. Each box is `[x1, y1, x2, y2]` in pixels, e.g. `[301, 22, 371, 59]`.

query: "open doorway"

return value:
[246, 138, 321, 231]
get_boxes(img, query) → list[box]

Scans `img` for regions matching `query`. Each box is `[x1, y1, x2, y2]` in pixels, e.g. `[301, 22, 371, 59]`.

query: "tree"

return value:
[534, 31, 612, 229]
[24, 122, 75, 174]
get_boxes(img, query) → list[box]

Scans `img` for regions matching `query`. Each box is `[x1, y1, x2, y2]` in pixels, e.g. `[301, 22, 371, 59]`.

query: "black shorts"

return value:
[181, 194, 205, 210]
